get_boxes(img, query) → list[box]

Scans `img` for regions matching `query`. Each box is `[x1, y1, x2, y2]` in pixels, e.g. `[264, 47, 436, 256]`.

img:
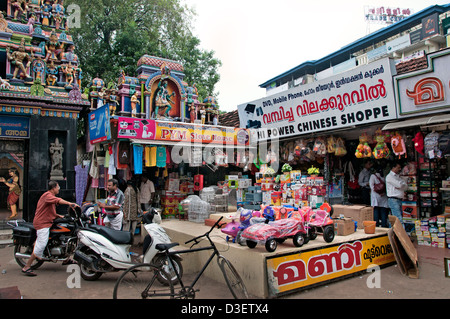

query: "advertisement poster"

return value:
[117, 117, 156, 139]
[266, 235, 395, 297]
[0, 115, 30, 139]
[89, 105, 111, 144]
[238, 58, 397, 141]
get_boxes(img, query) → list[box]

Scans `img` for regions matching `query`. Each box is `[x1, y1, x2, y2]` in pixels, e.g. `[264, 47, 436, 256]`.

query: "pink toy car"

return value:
[241, 218, 308, 252]
[307, 209, 335, 243]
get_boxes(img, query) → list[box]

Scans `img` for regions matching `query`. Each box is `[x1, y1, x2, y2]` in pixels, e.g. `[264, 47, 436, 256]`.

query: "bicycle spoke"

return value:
[218, 257, 249, 299]
[113, 263, 174, 299]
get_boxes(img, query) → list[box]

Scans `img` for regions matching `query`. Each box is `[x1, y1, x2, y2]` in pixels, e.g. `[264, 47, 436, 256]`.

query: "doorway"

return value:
[0, 139, 26, 220]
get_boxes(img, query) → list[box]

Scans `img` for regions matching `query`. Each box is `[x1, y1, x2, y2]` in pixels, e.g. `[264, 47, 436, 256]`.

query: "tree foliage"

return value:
[66, 0, 221, 103]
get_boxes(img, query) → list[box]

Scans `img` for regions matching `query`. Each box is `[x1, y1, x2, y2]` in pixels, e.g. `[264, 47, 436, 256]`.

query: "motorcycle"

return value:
[11, 206, 86, 270]
[73, 208, 183, 285]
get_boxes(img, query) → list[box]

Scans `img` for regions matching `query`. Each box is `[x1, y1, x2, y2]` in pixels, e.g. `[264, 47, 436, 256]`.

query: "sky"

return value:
[183, 0, 449, 112]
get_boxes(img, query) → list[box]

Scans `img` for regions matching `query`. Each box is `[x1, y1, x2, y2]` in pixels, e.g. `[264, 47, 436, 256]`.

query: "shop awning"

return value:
[381, 114, 450, 131]
[129, 139, 256, 149]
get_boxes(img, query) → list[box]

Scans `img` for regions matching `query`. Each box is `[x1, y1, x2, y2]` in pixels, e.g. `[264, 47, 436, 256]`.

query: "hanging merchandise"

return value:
[118, 142, 130, 164]
[373, 133, 390, 159]
[355, 134, 372, 158]
[194, 174, 204, 191]
[424, 131, 441, 159]
[156, 146, 166, 167]
[133, 144, 143, 174]
[327, 136, 337, 154]
[313, 137, 327, 157]
[334, 137, 347, 156]
[345, 161, 359, 190]
[438, 131, 450, 157]
[412, 131, 424, 155]
[390, 132, 407, 158]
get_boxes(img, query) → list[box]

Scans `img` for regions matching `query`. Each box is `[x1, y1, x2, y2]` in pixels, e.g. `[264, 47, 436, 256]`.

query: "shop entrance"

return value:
[0, 139, 26, 219]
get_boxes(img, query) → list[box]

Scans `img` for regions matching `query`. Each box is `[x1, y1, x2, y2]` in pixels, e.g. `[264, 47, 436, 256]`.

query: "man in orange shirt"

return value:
[22, 181, 79, 276]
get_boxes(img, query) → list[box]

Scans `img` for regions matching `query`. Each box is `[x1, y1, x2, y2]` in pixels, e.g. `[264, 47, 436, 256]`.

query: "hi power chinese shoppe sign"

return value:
[266, 235, 395, 297]
[238, 58, 397, 141]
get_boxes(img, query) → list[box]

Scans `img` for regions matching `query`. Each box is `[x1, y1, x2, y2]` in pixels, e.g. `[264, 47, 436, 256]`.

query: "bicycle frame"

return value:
[164, 237, 220, 294]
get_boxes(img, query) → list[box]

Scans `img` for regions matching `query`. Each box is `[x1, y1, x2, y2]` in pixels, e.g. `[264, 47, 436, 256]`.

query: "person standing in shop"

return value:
[98, 178, 124, 230]
[0, 168, 21, 219]
[139, 175, 155, 212]
[386, 162, 407, 227]
[369, 166, 389, 227]
[358, 160, 373, 205]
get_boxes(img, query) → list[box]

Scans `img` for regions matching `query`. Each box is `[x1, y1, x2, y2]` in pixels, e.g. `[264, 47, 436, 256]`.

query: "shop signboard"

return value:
[154, 121, 249, 146]
[394, 49, 450, 117]
[238, 58, 397, 141]
[266, 235, 395, 297]
[89, 105, 111, 144]
[0, 115, 30, 139]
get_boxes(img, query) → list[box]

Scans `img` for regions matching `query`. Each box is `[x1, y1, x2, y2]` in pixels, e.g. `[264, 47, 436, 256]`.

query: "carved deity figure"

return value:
[130, 92, 140, 117]
[62, 62, 75, 87]
[6, 38, 32, 80]
[49, 138, 64, 180]
[154, 80, 174, 118]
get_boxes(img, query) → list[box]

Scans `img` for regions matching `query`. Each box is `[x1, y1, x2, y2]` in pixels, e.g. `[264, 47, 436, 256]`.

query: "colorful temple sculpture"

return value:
[0, 0, 89, 220]
[88, 54, 220, 125]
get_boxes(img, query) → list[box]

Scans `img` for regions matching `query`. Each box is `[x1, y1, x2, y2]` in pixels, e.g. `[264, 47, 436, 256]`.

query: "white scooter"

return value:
[74, 208, 183, 284]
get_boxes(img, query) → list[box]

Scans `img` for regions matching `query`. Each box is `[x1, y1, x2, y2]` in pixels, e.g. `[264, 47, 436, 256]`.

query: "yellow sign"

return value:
[155, 121, 249, 145]
[266, 235, 395, 296]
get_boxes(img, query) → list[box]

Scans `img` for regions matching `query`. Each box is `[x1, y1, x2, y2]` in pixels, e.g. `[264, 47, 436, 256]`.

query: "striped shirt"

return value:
[105, 189, 124, 216]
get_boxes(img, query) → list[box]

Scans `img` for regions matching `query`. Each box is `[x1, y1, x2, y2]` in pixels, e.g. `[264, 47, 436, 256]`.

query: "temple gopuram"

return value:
[0, 0, 89, 220]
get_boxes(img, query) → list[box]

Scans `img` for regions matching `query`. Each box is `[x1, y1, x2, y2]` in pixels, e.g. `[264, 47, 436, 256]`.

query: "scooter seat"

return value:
[155, 243, 179, 251]
[87, 224, 133, 245]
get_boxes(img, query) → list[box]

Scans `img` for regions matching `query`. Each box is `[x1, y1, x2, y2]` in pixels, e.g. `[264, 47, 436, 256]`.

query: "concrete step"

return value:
[0, 229, 13, 247]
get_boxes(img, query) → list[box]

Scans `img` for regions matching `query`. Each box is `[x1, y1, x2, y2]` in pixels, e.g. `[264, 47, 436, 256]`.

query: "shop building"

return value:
[237, 4, 450, 234]
[0, 1, 89, 221]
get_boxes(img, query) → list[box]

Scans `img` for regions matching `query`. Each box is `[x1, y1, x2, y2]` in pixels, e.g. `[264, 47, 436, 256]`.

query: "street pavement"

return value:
[0, 241, 449, 300]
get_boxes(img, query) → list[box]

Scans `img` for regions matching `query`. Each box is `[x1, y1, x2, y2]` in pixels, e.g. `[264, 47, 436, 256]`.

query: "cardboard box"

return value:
[332, 205, 373, 229]
[334, 218, 355, 236]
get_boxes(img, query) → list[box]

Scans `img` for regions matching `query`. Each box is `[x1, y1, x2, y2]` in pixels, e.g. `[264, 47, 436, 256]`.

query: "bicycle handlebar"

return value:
[185, 216, 224, 246]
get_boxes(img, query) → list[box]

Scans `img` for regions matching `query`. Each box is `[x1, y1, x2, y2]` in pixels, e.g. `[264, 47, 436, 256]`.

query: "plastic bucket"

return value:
[363, 221, 376, 234]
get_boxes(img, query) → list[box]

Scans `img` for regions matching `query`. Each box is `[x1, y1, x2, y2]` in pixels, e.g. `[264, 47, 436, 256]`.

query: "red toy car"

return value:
[241, 218, 308, 252]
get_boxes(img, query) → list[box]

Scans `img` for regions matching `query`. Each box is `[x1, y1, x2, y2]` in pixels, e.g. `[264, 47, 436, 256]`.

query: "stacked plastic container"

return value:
[181, 195, 210, 223]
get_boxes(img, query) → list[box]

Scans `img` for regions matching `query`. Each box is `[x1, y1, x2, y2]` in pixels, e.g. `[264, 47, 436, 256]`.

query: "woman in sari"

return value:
[0, 168, 21, 219]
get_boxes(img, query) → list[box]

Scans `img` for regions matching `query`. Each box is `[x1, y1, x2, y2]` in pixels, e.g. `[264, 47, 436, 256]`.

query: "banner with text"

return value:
[266, 235, 395, 297]
[238, 58, 397, 141]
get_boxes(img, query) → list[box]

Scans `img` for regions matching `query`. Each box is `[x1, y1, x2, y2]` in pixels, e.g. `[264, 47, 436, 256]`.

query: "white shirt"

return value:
[369, 173, 388, 208]
[386, 171, 407, 199]
[139, 180, 155, 204]
[358, 168, 371, 188]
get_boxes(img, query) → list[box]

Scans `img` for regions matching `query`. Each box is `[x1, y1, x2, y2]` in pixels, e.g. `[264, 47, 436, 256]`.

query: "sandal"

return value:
[22, 268, 37, 276]
[62, 259, 77, 265]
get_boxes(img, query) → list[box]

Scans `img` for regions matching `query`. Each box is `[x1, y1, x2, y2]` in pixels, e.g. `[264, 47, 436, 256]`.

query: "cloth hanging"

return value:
[144, 146, 151, 167]
[156, 146, 166, 168]
[109, 143, 117, 175]
[149, 146, 157, 167]
[75, 164, 89, 206]
[133, 144, 143, 174]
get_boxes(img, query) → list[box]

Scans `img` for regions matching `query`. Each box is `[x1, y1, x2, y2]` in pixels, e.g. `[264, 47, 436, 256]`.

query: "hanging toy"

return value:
[355, 133, 372, 158]
[327, 136, 337, 153]
[412, 131, 424, 155]
[391, 132, 407, 158]
[373, 133, 390, 159]
[334, 137, 347, 156]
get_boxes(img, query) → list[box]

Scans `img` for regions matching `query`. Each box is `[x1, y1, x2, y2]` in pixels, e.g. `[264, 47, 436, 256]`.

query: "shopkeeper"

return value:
[358, 160, 373, 205]
[139, 176, 155, 211]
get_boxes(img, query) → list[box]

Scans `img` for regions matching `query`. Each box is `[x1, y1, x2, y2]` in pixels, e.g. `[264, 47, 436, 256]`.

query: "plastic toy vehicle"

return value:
[307, 205, 335, 243]
[241, 217, 309, 252]
[221, 217, 240, 242]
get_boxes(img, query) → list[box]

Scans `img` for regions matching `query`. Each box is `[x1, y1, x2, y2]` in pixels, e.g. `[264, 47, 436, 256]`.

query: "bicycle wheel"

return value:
[217, 256, 249, 299]
[113, 263, 174, 299]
